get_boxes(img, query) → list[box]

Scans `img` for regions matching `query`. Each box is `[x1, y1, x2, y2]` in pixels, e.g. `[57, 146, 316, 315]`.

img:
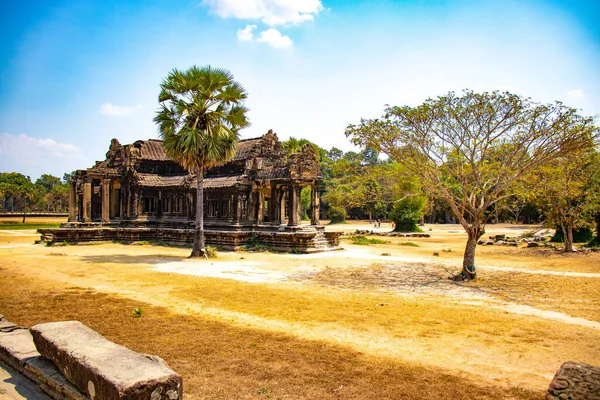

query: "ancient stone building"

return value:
[40, 130, 340, 252]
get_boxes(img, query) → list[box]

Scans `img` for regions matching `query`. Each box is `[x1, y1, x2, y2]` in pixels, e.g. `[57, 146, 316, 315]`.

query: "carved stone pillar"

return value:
[280, 191, 287, 222]
[257, 189, 264, 224]
[101, 179, 110, 223]
[82, 182, 92, 222]
[248, 189, 256, 222]
[311, 184, 320, 225]
[270, 184, 279, 225]
[126, 189, 131, 218]
[187, 192, 194, 219]
[288, 184, 299, 226]
[235, 194, 242, 224]
[120, 189, 126, 219]
[68, 181, 77, 222]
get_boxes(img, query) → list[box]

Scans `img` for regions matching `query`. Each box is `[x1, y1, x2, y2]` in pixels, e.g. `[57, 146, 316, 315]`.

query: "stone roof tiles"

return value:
[134, 139, 170, 161]
[137, 174, 188, 187]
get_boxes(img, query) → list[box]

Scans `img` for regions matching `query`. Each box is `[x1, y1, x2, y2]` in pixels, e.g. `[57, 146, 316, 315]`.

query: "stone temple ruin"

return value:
[39, 130, 341, 252]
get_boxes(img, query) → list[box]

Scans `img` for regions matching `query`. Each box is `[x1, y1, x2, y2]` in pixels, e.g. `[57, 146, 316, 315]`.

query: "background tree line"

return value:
[0, 172, 70, 213]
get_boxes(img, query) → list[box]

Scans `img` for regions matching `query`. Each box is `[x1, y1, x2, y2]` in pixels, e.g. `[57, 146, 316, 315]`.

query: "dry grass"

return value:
[0, 274, 540, 400]
[1, 222, 599, 399]
[467, 271, 600, 322]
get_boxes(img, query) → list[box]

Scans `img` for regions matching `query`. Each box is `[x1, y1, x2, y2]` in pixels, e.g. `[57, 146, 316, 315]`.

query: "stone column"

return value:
[311, 184, 320, 225]
[248, 189, 256, 222]
[235, 194, 242, 224]
[288, 185, 299, 226]
[270, 184, 278, 225]
[187, 192, 194, 218]
[82, 182, 92, 222]
[257, 189, 264, 224]
[68, 182, 77, 222]
[126, 189, 131, 218]
[101, 179, 110, 223]
[120, 189, 126, 219]
[280, 191, 287, 222]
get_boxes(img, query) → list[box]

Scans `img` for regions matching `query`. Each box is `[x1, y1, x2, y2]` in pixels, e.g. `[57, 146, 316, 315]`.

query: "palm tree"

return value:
[154, 66, 250, 257]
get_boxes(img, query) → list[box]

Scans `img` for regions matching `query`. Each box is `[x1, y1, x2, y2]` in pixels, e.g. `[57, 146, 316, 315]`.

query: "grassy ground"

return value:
[0, 216, 65, 230]
[0, 220, 599, 399]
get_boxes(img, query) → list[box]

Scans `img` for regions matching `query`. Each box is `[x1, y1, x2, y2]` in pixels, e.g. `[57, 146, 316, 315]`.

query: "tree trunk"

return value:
[460, 226, 483, 280]
[564, 224, 574, 252]
[22, 198, 27, 223]
[190, 168, 207, 258]
[494, 205, 499, 224]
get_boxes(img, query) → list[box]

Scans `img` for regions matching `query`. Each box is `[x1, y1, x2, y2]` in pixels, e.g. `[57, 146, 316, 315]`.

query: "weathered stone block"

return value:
[546, 361, 600, 400]
[31, 321, 182, 400]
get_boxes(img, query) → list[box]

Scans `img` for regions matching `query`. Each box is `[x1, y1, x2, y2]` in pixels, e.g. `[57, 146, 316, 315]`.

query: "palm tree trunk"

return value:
[190, 168, 207, 258]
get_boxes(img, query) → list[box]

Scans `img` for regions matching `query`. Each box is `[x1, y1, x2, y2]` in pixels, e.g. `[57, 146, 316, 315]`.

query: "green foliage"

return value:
[389, 196, 427, 232]
[241, 234, 269, 252]
[154, 65, 249, 172]
[346, 89, 598, 271]
[0, 172, 68, 213]
[300, 187, 311, 220]
[398, 241, 419, 247]
[589, 212, 600, 247]
[131, 307, 143, 318]
[350, 235, 388, 245]
[0, 222, 61, 230]
[327, 205, 346, 224]
[206, 245, 218, 258]
[551, 227, 594, 243]
[529, 148, 600, 251]
[154, 65, 249, 257]
[35, 174, 62, 192]
[281, 137, 326, 161]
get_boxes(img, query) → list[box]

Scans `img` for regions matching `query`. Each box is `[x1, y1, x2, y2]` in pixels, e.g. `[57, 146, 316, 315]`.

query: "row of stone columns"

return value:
[68, 179, 321, 226]
[250, 182, 319, 227]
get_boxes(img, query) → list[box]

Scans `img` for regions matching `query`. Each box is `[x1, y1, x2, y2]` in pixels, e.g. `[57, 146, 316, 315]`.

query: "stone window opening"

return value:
[143, 197, 158, 214]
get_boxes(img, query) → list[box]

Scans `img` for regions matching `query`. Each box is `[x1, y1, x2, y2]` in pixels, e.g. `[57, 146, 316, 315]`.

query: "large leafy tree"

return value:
[529, 148, 600, 252]
[154, 65, 250, 257]
[346, 90, 598, 280]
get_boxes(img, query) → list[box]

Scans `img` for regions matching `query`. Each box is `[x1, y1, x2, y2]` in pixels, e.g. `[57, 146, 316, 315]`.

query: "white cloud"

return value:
[0, 133, 87, 179]
[99, 102, 143, 117]
[257, 28, 293, 48]
[237, 24, 257, 41]
[567, 89, 585, 101]
[201, 0, 322, 26]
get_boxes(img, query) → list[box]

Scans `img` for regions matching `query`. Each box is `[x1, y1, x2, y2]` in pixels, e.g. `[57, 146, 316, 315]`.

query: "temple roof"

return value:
[134, 139, 170, 161]
[137, 173, 188, 187]
[81, 130, 321, 188]
[137, 173, 249, 189]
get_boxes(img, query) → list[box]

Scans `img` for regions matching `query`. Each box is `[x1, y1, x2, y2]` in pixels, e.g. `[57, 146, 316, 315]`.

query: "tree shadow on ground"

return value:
[80, 254, 185, 264]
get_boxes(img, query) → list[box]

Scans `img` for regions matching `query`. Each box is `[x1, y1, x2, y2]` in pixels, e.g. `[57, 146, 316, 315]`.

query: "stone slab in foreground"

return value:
[546, 361, 600, 400]
[31, 321, 182, 400]
[0, 316, 82, 399]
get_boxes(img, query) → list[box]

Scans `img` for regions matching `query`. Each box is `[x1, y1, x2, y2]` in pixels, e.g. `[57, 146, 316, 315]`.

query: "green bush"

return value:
[350, 235, 388, 245]
[328, 206, 347, 224]
[131, 307, 143, 318]
[398, 241, 419, 247]
[551, 227, 593, 243]
[389, 196, 426, 232]
[206, 245, 218, 258]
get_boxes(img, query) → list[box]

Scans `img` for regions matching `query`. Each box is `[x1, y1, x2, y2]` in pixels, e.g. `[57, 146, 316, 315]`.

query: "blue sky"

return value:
[1, 0, 599, 179]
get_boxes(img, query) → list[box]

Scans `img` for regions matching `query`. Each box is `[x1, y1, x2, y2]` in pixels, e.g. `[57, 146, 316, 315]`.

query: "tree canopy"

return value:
[154, 65, 250, 257]
[346, 90, 598, 279]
